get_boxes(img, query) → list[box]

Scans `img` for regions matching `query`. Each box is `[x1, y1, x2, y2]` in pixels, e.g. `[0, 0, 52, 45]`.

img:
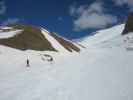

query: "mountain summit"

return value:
[0, 24, 80, 52]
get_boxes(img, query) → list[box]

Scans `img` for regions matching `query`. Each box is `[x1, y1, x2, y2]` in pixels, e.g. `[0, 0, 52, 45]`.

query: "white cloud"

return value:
[2, 18, 20, 26]
[113, 0, 133, 11]
[70, 1, 118, 31]
[74, 13, 117, 31]
[70, 4, 77, 16]
[0, 1, 6, 15]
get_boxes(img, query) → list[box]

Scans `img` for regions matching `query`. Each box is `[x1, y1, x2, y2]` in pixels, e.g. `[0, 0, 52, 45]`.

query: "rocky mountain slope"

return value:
[0, 23, 80, 52]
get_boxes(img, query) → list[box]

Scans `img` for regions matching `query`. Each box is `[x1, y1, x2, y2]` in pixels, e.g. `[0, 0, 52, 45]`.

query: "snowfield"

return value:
[0, 29, 23, 39]
[0, 24, 133, 100]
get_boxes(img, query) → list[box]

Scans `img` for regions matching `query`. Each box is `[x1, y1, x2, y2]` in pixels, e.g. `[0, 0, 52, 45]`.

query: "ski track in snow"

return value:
[0, 24, 133, 100]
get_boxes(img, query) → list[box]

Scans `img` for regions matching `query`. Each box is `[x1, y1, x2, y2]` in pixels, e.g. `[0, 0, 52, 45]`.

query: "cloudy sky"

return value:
[0, 0, 132, 39]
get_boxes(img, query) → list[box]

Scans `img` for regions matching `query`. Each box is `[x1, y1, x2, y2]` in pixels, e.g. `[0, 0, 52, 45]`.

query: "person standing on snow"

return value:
[26, 59, 30, 67]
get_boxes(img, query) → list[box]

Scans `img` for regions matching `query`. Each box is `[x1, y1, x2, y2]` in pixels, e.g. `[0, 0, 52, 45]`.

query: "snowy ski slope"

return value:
[0, 24, 133, 100]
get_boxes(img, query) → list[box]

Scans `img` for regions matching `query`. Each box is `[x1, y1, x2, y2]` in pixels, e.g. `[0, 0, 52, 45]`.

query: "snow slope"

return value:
[0, 29, 23, 39]
[80, 24, 125, 47]
[41, 28, 69, 53]
[0, 24, 133, 100]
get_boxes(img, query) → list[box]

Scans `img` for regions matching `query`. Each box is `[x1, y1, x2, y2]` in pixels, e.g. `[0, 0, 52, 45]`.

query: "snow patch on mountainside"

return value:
[41, 28, 69, 53]
[0, 26, 13, 30]
[0, 29, 23, 39]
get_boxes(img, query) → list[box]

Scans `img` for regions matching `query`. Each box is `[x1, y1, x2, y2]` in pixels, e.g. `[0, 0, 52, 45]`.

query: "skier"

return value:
[26, 59, 30, 67]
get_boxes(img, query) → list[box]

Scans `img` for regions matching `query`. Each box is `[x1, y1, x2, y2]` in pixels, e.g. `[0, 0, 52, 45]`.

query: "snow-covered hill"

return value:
[79, 24, 125, 47]
[1, 21, 133, 100]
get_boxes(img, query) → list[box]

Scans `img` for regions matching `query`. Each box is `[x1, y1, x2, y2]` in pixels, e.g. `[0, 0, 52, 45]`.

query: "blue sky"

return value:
[0, 0, 132, 39]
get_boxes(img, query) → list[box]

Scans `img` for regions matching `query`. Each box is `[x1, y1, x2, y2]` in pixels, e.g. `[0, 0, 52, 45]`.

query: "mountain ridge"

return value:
[0, 23, 80, 53]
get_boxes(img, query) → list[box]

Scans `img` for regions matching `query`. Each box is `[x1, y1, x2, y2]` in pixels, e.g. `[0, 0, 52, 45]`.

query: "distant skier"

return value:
[26, 59, 30, 67]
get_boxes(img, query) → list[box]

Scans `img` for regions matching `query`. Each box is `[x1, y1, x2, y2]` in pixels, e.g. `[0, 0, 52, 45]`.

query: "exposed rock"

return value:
[122, 12, 133, 35]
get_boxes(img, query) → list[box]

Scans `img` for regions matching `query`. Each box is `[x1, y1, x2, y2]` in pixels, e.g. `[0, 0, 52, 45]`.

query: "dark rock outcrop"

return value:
[122, 12, 133, 35]
[50, 32, 80, 52]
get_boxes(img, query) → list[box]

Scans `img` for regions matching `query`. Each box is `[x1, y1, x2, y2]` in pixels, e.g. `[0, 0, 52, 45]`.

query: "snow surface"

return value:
[0, 24, 133, 100]
[0, 26, 13, 30]
[0, 29, 23, 39]
[80, 24, 125, 47]
[41, 28, 69, 53]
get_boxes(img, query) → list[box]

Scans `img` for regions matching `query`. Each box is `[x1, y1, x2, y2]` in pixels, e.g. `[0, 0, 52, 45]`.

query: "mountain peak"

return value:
[0, 23, 80, 53]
